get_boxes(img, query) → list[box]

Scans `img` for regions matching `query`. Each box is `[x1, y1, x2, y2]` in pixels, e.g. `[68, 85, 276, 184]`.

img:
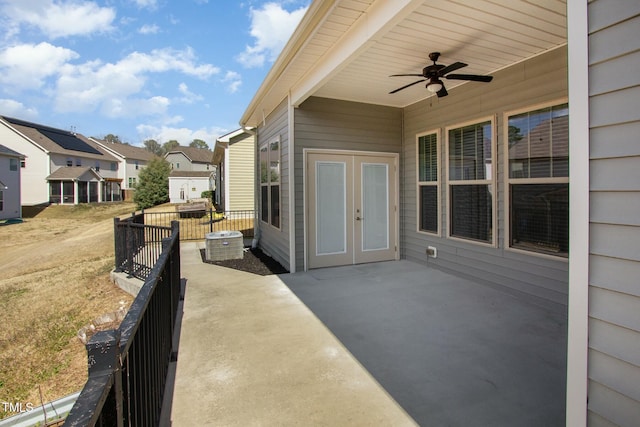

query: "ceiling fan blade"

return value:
[389, 79, 426, 94]
[389, 73, 424, 77]
[446, 74, 493, 82]
[436, 86, 448, 98]
[438, 61, 467, 76]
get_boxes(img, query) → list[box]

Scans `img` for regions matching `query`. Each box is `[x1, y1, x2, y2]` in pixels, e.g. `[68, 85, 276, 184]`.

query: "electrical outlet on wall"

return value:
[426, 246, 437, 258]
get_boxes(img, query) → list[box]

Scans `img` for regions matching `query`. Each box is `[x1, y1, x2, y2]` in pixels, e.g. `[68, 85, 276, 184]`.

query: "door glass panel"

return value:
[316, 162, 346, 255]
[362, 163, 388, 251]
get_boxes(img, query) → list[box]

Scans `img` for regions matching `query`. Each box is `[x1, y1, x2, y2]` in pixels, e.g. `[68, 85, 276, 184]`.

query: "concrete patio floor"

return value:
[170, 242, 567, 426]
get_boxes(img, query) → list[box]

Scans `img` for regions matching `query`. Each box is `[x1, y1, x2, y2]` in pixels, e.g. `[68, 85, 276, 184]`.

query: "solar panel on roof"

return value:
[3, 116, 102, 156]
[38, 128, 102, 155]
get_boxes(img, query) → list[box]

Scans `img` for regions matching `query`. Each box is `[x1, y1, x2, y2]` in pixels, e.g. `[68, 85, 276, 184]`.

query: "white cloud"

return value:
[130, 0, 158, 9]
[135, 123, 228, 146]
[0, 42, 79, 91]
[221, 71, 242, 93]
[177, 83, 203, 104]
[0, 99, 38, 120]
[138, 24, 160, 35]
[54, 47, 220, 117]
[236, 2, 307, 68]
[0, 0, 116, 39]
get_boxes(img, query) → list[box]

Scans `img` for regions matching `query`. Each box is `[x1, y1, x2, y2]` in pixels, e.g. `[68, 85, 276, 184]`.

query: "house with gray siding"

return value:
[0, 144, 24, 220]
[239, 0, 639, 424]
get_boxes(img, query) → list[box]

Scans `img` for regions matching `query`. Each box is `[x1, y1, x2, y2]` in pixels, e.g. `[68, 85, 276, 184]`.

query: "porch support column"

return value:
[74, 180, 79, 205]
[566, 0, 590, 425]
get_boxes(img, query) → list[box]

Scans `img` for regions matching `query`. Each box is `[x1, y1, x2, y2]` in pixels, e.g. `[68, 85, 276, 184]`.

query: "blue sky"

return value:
[0, 0, 309, 148]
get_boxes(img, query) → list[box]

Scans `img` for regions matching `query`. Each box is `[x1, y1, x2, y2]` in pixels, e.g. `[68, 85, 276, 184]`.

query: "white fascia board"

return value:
[90, 137, 126, 160]
[290, 0, 425, 107]
[0, 118, 49, 154]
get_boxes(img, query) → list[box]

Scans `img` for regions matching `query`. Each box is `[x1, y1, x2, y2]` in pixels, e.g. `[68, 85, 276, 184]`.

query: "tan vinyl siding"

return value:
[294, 97, 402, 270]
[403, 47, 568, 305]
[228, 134, 255, 211]
[587, 0, 640, 424]
[256, 98, 290, 271]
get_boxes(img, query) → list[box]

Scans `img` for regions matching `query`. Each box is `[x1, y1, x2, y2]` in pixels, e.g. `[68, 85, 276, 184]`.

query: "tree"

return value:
[162, 140, 180, 153]
[104, 134, 121, 144]
[133, 157, 171, 209]
[189, 139, 209, 149]
[143, 139, 163, 156]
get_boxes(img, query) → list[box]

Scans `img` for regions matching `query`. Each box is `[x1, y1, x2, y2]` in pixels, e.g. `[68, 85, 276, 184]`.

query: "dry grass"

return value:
[0, 203, 138, 420]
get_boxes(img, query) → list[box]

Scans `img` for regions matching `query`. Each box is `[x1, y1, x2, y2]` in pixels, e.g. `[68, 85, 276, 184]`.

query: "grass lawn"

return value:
[0, 202, 138, 420]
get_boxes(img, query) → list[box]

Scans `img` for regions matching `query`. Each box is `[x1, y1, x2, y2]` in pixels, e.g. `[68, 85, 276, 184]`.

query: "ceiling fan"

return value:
[389, 52, 493, 97]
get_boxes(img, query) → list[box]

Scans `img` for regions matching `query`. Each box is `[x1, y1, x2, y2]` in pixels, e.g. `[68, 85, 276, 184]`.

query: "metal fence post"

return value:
[86, 329, 123, 427]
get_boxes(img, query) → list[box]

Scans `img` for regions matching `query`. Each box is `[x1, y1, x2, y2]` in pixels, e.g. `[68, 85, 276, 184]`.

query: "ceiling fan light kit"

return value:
[426, 79, 443, 93]
[389, 52, 493, 98]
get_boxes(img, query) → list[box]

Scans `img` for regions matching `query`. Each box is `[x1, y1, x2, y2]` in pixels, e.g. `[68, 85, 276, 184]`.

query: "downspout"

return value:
[247, 126, 260, 249]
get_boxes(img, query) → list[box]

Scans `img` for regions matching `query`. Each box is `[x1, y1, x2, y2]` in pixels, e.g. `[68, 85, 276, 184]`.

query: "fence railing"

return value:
[114, 214, 174, 280]
[143, 208, 256, 242]
[65, 221, 181, 426]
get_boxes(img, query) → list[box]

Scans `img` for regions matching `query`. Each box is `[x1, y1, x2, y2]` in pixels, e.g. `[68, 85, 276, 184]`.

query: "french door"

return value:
[307, 152, 397, 269]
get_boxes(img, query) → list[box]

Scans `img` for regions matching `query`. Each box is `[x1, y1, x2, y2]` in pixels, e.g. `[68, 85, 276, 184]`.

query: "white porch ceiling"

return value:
[241, 0, 567, 126]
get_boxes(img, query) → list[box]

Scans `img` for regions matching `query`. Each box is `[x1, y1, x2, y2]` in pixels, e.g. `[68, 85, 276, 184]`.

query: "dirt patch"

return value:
[199, 248, 288, 275]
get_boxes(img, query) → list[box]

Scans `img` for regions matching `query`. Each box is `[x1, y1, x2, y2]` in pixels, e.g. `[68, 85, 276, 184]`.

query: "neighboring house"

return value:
[91, 138, 157, 201]
[239, 0, 638, 424]
[165, 146, 215, 204]
[0, 144, 25, 220]
[212, 128, 255, 211]
[168, 170, 214, 204]
[0, 116, 121, 206]
[164, 146, 213, 172]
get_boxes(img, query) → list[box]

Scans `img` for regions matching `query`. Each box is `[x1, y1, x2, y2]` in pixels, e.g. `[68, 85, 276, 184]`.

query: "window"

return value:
[94, 161, 100, 171]
[447, 119, 494, 244]
[417, 131, 439, 234]
[20, 159, 25, 168]
[507, 102, 569, 257]
[135, 160, 139, 170]
[75, 158, 82, 167]
[176, 162, 180, 169]
[67, 158, 73, 167]
[128, 177, 136, 187]
[9, 158, 18, 171]
[110, 162, 117, 171]
[260, 138, 280, 228]
[0, 190, 3, 211]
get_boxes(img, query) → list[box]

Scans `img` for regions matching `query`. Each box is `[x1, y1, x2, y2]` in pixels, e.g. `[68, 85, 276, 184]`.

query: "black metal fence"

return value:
[65, 221, 181, 426]
[114, 214, 174, 280]
[142, 208, 255, 242]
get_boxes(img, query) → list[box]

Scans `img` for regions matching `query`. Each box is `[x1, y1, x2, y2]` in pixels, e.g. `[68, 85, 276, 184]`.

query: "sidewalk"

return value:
[170, 242, 416, 426]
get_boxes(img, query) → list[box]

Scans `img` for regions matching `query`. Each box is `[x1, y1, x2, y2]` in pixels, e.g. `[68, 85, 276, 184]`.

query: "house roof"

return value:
[46, 166, 102, 181]
[169, 171, 213, 178]
[165, 147, 213, 164]
[91, 138, 156, 161]
[0, 144, 25, 158]
[1, 116, 118, 162]
[240, 0, 567, 127]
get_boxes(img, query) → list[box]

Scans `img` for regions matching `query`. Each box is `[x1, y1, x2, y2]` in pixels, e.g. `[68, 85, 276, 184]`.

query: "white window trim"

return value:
[503, 99, 569, 260]
[260, 136, 281, 230]
[445, 116, 497, 247]
[416, 129, 441, 236]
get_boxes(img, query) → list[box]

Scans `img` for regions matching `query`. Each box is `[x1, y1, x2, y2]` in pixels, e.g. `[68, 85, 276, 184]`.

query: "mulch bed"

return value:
[199, 247, 288, 276]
